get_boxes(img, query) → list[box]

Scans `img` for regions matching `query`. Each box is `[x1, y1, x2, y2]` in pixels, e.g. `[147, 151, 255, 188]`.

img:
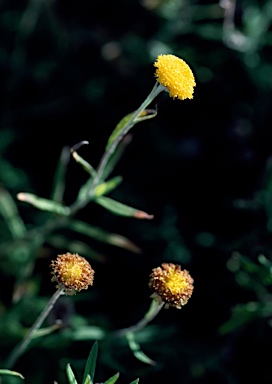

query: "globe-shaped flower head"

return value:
[51, 253, 94, 295]
[149, 263, 194, 309]
[154, 54, 196, 100]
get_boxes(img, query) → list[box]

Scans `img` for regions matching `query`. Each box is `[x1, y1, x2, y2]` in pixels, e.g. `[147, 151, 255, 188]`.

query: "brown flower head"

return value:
[50, 253, 94, 295]
[149, 263, 194, 309]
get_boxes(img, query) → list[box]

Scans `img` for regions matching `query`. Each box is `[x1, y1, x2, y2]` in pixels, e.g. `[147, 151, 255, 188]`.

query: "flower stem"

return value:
[6, 287, 65, 369]
[113, 299, 164, 338]
[69, 81, 165, 214]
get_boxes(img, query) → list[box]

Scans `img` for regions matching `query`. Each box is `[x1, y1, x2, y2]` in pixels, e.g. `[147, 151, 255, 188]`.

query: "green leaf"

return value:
[72, 150, 96, 178]
[67, 219, 141, 253]
[0, 186, 27, 239]
[66, 364, 78, 384]
[102, 134, 132, 180]
[78, 175, 122, 201]
[0, 369, 24, 379]
[126, 333, 156, 366]
[94, 176, 123, 197]
[71, 326, 106, 341]
[106, 109, 157, 151]
[129, 379, 139, 384]
[82, 341, 98, 384]
[83, 375, 92, 384]
[104, 372, 120, 384]
[32, 323, 63, 338]
[106, 112, 134, 151]
[95, 196, 154, 219]
[47, 234, 106, 263]
[51, 146, 70, 203]
[17, 193, 70, 215]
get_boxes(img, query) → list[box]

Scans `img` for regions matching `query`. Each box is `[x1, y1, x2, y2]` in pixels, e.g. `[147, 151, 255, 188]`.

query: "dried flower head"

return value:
[154, 54, 196, 100]
[51, 253, 94, 295]
[149, 263, 194, 309]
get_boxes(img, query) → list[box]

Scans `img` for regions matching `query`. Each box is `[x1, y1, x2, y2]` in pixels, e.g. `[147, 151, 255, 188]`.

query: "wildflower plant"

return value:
[0, 54, 196, 382]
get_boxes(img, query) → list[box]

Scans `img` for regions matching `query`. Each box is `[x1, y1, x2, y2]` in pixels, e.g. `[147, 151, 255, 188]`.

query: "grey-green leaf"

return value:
[72, 150, 96, 178]
[17, 193, 70, 215]
[126, 333, 156, 366]
[67, 219, 141, 253]
[95, 196, 154, 219]
[106, 112, 134, 151]
[106, 109, 157, 151]
[0, 186, 27, 239]
[0, 369, 24, 380]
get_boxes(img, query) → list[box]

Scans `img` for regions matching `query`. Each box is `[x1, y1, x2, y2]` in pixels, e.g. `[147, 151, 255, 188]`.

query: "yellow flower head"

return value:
[149, 263, 194, 309]
[50, 253, 94, 295]
[154, 54, 196, 100]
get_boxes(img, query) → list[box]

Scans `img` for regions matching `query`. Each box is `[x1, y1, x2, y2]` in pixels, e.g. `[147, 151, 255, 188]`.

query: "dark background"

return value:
[1, 0, 272, 383]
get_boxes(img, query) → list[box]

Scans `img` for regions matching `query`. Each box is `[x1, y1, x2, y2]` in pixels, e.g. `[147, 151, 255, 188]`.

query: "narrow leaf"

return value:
[83, 375, 92, 384]
[106, 111, 134, 151]
[78, 176, 122, 202]
[102, 134, 132, 180]
[47, 234, 106, 263]
[17, 193, 71, 215]
[129, 380, 139, 384]
[94, 176, 123, 197]
[32, 322, 63, 338]
[106, 109, 157, 151]
[82, 341, 98, 384]
[104, 372, 120, 384]
[0, 369, 24, 379]
[66, 364, 78, 384]
[67, 219, 141, 253]
[51, 146, 70, 203]
[72, 151, 96, 178]
[0, 186, 27, 239]
[126, 333, 156, 366]
[95, 196, 154, 219]
[71, 326, 106, 341]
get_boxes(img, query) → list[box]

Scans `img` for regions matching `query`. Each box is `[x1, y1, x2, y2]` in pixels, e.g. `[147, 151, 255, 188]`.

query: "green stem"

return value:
[113, 299, 164, 338]
[6, 287, 65, 369]
[69, 81, 165, 214]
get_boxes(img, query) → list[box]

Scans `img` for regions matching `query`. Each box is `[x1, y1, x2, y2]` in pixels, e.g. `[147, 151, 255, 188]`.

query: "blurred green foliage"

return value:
[1, 0, 272, 383]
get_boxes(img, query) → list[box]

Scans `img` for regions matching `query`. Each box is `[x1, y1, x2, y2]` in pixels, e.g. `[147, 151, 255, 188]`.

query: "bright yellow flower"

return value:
[154, 54, 196, 100]
[149, 263, 194, 309]
[51, 253, 94, 295]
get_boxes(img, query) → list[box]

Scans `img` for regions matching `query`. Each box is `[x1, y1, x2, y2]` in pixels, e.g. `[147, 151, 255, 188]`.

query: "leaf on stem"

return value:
[47, 234, 106, 263]
[95, 196, 154, 219]
[83, 375, 92, 384]
[104, 372, 120, 384]
[66, 364, 79, 384]
[51, 146, 70, 203]
[102, 134, 133, 180]
[94, 176, 123, 197]
[71, 151, 96, 178]
[78, 175, 122, 201]
[82, 341, 98, 384]
[126, 333, 157, 366]
[17, 193, 71, 215]
[0, 186, 27, 239]
[67, 219, 141, 253]
[106, 109, 157, 151]
[0, 370, 24, 380]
